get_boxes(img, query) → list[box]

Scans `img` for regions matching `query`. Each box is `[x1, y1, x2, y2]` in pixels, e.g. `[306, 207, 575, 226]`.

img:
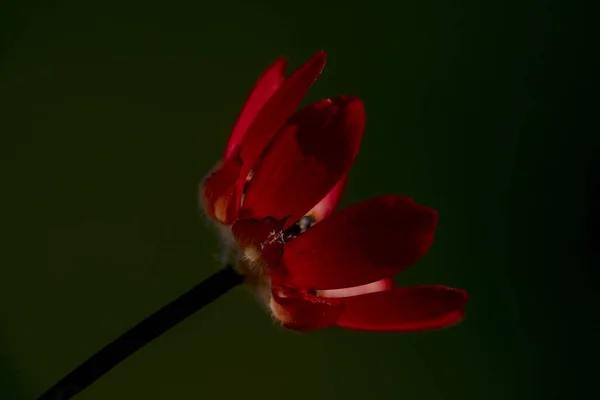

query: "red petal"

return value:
[240, 96, 365, 228]
[270, 286, 344, 332]
[279, 195, 438, 289]
[308, 172, 348, 223]
[336, 286, 468, 332]
[224, 58, 287, 159]
[201, 149, 242, 224]
[235, 51, 326, 197]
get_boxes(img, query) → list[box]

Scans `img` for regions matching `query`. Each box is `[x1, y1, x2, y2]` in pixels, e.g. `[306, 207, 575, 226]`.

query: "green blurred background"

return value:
[1, 0, 597, 399]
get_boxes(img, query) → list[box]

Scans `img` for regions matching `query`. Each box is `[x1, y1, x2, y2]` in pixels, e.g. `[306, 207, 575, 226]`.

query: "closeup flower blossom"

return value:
[201, 51, 468, 332]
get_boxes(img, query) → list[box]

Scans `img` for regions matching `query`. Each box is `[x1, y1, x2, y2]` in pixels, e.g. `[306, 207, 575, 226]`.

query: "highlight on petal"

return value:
[224, 58, 287, 159]
[279, 195, 438, 289]
[240, 96, 365, 228]
[201, 149, 243, 224]
[318, 278, 393, 298]
[270, 286, 344, 332]
[235, 51, 326, 197]
[335, 286, 469, 332]
[308, 172, 348, 223]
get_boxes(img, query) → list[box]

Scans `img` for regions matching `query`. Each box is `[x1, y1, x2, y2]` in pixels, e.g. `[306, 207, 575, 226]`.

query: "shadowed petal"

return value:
[336, 286, 469, 332]
[270, 286, 344, 332]
[224, 58, 287, 159]
[308, 172, 348, 223]
[201, 149, 242, 224]
[241, 97, 365, 228]
[235, 51, 326, 199]
[279, 195, 438, 289]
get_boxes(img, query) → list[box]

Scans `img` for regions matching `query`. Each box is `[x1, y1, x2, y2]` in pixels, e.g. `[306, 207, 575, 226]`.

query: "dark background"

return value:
[1, 0, 598, 399]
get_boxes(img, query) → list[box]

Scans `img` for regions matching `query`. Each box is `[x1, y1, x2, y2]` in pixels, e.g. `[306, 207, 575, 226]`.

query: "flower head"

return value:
[201, 51, 468, 332]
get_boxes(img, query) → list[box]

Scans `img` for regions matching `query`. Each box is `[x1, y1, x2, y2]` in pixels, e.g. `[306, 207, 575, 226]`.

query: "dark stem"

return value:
[37, 265, 244, 400]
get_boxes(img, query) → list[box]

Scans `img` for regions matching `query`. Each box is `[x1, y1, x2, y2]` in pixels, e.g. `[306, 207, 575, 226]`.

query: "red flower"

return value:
[202, 51, 468, 332]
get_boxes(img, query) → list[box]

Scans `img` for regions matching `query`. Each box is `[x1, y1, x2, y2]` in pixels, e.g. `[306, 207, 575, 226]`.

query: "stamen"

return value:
[260, 229, 286, 250]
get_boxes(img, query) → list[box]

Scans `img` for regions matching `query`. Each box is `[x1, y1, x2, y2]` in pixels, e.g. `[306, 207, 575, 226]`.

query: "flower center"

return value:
[243, 246, 261, 262]
[260, 229, 286, 249]
[250, 214, 316, 259]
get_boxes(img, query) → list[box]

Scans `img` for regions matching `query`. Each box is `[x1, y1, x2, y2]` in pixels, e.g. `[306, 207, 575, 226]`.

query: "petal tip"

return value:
[335, 95, 365, 113]
[345, 97, 366, 121]
[435, 286, 470, 318]
[314, 49, 327, 60]
[427, 207, 439, 228]
[455, 287, 470, 305]
[308, 50, 327, 73]
[273, 57, 289, 73]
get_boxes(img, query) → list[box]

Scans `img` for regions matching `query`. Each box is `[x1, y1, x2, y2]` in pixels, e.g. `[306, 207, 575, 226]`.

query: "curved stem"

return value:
[37, 266, 244, 400]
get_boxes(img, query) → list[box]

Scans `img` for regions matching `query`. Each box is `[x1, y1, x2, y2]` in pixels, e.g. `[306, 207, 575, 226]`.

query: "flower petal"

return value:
[336, 286, 468, 332]
[201, 149, 242, 224]
[270, 286, 344, 332]
[235, 51, 326, 198]
[240, 96, 365, 228]
[308, 172, 348, 223]
[318, 278, 393, 298]
[224, 58, 287, 159]
[279, 195, 438, 289]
